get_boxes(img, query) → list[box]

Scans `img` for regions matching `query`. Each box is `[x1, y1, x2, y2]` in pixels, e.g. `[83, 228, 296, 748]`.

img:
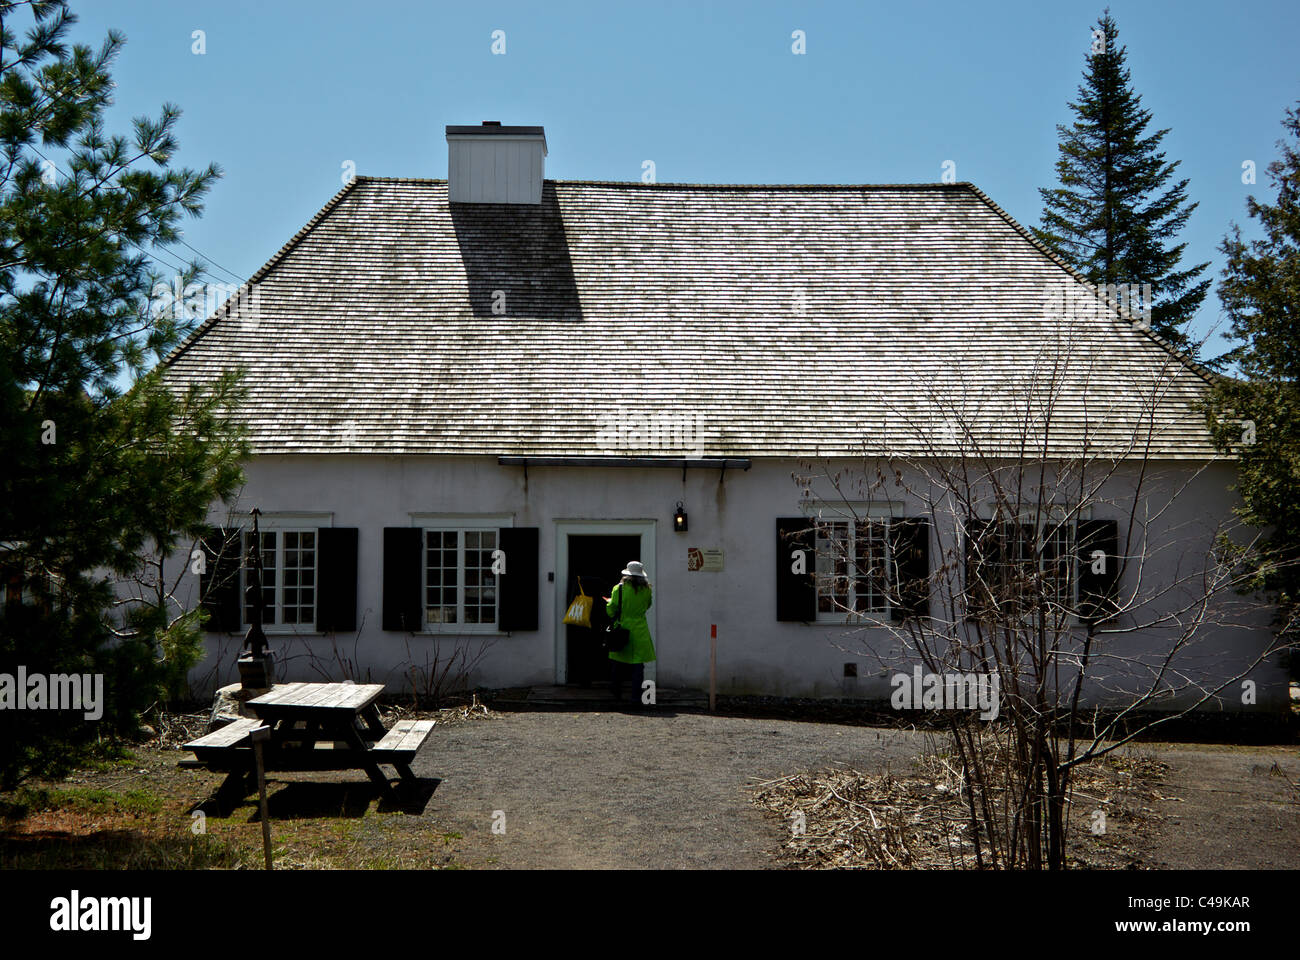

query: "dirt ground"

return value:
[405, 709, 931, 868]
[1140, 742, 1299, 869]
[396, 710, 1300, 869]
[3, 708, 1296, 869]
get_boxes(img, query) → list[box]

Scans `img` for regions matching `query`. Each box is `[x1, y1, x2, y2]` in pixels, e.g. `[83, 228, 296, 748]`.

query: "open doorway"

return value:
[564, 533, 641, 685]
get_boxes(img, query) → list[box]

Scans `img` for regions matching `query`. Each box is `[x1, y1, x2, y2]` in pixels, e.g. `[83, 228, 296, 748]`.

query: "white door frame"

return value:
[553, 519, 657, 685]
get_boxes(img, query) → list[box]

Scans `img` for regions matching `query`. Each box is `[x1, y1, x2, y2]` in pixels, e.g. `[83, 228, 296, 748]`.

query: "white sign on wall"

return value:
[687, 547, 724, 572]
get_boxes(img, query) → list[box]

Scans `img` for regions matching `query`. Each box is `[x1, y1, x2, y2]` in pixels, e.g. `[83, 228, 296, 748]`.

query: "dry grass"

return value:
[151, 710, 212, 749]
[751, 745, 1170, 869]
[378, 692, 498, 728]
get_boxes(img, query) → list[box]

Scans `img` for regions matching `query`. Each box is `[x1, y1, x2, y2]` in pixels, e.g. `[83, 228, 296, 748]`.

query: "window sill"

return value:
[815, 614, 894, 626]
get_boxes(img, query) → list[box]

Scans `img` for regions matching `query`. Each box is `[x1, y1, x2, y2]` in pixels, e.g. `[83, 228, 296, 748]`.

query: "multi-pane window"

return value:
[982, 522, 1034, 613]
[462, 530, 498, 625]
[1041, 519, 1077, 612]
[814, 518, 893, 620]
[241, 530, 275, 624]
[424, 528, 498, 628]
[280, 531, 317, 625]
[425, 530, 459, 624]
[240, 529, 316, 626]
[968, 516, 1078, 618]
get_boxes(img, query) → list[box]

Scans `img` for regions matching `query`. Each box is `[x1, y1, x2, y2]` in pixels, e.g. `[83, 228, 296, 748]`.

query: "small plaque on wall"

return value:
[687, 547, 724, 572]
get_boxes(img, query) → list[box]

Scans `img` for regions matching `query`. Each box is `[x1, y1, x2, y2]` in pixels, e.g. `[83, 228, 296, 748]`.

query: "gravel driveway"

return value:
[1145, 743, 1299, 869]
[405, 709, 931, 869]
[388, 709, 1296, 870]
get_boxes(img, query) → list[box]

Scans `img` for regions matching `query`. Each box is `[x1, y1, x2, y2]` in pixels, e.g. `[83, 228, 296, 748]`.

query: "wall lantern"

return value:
[674, 501, 688, 533]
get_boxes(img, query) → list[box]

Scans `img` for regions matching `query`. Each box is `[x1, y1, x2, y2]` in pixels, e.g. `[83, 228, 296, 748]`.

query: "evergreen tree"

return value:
[1035, 10, 1210, 350]
[1207, 102, 1300, 677]
[0, 1, 248, 787]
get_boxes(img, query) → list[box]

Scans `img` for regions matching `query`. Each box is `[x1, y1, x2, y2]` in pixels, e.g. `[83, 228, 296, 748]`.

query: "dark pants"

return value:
[609, 659, 644, 702]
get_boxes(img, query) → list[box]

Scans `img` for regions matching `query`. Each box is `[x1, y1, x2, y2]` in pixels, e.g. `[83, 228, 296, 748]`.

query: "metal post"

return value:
[238, 508, 274, 692]
[250, 724, 273, 870]
[709, 624, 717, 712]
[244, 507, 268, 661]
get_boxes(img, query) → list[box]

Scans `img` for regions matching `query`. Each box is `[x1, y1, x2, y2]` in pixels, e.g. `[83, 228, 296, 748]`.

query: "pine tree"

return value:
[0, 1, 248, 786]
[1207, 102, 1300, 676]
[1034, 10, 1210, 350]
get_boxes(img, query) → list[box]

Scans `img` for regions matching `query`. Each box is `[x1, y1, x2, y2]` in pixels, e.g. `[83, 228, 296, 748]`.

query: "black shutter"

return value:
[199, 526, 242, 632]
[316, 527, 358, 632]
[776, 517, 817, 622]
[497, 527, 539, 632]
[963, 516, 999, 622]
[891, 517, 931, 621]
[1076, 519, 1120, 624]
[382, 527, 423, 632]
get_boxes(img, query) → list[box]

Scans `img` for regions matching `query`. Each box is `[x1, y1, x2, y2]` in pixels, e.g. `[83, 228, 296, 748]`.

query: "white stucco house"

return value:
[159, 122, 1288, 711]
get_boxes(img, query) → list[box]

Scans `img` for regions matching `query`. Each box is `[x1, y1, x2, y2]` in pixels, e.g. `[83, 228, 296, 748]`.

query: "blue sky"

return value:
[65, 0, 1300, 358]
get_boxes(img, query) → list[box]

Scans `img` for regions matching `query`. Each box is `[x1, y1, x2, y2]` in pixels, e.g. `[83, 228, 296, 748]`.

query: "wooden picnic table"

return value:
[181, 682, 435, 806]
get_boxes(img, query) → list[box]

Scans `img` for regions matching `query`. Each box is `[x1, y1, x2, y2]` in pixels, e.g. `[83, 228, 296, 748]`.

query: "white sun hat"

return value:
[621, 561, 647, 578]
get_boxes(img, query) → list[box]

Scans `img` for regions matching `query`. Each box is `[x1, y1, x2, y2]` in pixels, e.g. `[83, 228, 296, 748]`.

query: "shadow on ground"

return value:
[191, 777, 440, 820]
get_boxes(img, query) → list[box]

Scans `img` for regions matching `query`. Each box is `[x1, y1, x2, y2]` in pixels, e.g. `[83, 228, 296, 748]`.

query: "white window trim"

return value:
[413, 515, 513, 636]
[799, 500, 904, 522]
[1000, 504, 1093, 524]
[250, 512, 333, 528]
[969, 505, 1093, 622]
[236, 513, 333, 635]
[794, 502, 907, 625]
[811, 515, 899, 625]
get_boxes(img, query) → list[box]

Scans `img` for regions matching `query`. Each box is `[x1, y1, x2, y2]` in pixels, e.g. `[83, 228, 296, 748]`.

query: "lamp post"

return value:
[237, 508, 274, 692]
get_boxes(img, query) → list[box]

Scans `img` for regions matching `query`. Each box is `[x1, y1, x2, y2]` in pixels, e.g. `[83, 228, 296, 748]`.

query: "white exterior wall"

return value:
[173, 455, 1289, 710]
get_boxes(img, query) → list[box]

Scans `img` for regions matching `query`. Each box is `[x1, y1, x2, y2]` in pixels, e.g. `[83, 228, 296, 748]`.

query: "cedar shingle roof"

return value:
[162, 177, 1219, 459]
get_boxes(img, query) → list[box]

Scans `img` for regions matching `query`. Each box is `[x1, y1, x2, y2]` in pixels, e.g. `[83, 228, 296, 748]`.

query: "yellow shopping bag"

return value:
[563, 577, 594, 627]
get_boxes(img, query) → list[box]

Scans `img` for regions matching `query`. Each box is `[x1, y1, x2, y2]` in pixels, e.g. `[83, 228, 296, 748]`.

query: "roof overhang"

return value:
[498, 456, 751, 480]
[498, 456, 750, 469]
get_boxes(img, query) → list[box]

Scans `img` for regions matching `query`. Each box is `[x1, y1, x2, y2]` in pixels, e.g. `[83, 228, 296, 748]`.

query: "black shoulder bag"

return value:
[603, 584, 631, 653]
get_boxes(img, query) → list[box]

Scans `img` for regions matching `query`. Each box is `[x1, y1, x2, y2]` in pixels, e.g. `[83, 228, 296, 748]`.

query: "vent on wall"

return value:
[445, 121, 547, 204]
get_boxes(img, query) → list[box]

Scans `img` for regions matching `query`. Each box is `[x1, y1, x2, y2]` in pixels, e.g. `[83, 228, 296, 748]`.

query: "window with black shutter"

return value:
[497, 527, 539, 632]
[1075, 518, 1120, 624]
[963, 513, 1117, 624]
[199, 526, 242, 632]
[786, 514, 930, 623]
[891, 517, 932, 621]
[776, 517, 817, 621]
[316, 527, 359, 632]
[382, 527, 422, 632]
[963, 516, 1002, 622]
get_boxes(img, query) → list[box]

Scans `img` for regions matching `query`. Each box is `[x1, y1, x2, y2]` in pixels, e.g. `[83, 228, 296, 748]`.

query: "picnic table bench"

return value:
[181, 682, 435, 805]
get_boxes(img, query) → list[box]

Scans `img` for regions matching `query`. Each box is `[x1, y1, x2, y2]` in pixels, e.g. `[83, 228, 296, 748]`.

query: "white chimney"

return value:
[445, 121, 547, 204]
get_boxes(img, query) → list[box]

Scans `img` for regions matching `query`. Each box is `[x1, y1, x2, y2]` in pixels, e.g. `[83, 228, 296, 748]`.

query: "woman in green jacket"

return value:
[603, 561, 655, 704]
